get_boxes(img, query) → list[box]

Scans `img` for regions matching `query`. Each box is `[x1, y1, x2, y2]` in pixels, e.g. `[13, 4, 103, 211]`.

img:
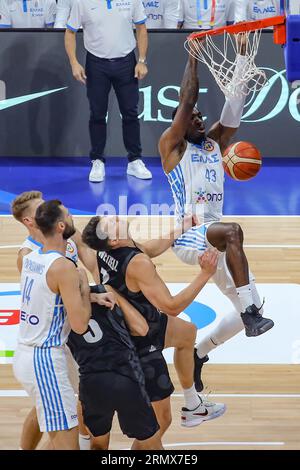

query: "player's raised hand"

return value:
[198, 248, 218, 276]
[235, 32, 247, 56]
[92, 292, 116, 310]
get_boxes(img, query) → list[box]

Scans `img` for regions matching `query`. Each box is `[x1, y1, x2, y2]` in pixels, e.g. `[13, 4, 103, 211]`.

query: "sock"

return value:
[250, 281, 263, 312]
[183, 384, 201, 410]
[196, 337, 217, 359]
[236, 284, 253, 312]
[196, 310, 244, 358]
[79, 434, 91, 451]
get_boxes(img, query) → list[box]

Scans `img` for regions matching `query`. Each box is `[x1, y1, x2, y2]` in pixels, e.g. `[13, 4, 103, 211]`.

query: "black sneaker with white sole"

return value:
[241, 304, 274, 337]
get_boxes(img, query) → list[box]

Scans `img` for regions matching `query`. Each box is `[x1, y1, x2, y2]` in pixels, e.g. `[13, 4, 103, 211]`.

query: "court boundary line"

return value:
[1, 390, 300, 398]
[173, 393, 300, 398]
[162, 441, 285, 447]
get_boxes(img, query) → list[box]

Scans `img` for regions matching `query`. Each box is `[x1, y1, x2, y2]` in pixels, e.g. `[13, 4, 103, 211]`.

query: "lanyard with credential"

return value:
[197, 0, 216, 28]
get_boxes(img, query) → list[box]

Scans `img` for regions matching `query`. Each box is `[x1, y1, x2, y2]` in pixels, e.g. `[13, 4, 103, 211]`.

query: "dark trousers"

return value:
[86, 50, 142, 163]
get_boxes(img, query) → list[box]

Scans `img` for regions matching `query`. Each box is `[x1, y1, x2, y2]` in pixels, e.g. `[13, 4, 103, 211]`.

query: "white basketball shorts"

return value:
[173, 222, 255, 299]
[13, 343, 78, 432]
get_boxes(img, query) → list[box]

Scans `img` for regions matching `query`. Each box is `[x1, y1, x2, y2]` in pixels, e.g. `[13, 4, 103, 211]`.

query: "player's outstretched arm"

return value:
[48, 259, 91, 334]
[72, 229, 100, 283]
[159, 53, 199, 173]
[137, 215, 195, 258]
[127, 249, 218, 317]
[208, 34, 248, 153]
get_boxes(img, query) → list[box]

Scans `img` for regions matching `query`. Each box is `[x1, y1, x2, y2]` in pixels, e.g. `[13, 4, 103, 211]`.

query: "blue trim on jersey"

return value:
[177, 164, 186, 211]
[23, 0, 27, 13]
[38, 249, 63, 255]
[168, 172, 182, 213]
[0, 24, 12, 28]
[174, 225, 208, 250]
[43, 294, 60, 348]
[47, 348, 68, 429]
[35, 347, 57, 431]
[45, 23, 54, 27]
[34, 347, 51, 431]
[43, 348, 63, 429]
[167, 164, 186, 218]
[191, 224, 208, 237]
[39, 348, 59, 431]
[174, 239, 207, 250]
[193, 143, 204, 149]
[66, 24, 78, 32]
[134, 18, 147, 24]
[27, 236, 43, 248]
[34, 346, 70, 431]
[51, 298, 65, 347]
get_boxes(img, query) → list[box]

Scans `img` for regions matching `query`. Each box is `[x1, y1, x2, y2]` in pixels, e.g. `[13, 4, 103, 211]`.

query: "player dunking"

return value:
[13, 200, 91, 450]
[158, 35, 274, 392]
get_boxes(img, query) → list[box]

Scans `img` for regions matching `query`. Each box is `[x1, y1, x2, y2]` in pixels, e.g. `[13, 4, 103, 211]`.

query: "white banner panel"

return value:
[1, 283, 299, 365]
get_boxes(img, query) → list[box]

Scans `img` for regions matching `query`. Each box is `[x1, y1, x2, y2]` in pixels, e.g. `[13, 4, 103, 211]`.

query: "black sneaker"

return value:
[194, 349, 209, 392]
[241, 304, 274, 337]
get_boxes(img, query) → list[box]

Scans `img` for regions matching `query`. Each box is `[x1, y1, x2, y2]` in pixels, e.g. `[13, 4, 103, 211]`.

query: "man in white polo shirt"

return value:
[144, 0, 179, 28]
[65, 0, 152, 183]
[290, 0, 300, 14]
[177, 0, 235, 30]
[0, 0, 56, 28]
[54, 0, 74, 28]
[234, 0, 281, 22]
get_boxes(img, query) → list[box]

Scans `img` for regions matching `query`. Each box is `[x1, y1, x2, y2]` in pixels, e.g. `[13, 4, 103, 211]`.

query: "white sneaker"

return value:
[181, 396, 226, 427]
[89, 159, 105, 183]
[127, 159, 152, 180]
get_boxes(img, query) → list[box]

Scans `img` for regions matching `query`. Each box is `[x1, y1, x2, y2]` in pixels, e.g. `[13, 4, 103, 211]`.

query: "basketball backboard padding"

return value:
[285, 15, 300, 82]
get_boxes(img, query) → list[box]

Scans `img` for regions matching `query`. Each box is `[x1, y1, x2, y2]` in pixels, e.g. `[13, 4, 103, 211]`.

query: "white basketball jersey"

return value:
[18, 236, 43, 252]
[19, 236, 78, 264]
[166, 138, 224, 223]
[19, 250, 71, 347]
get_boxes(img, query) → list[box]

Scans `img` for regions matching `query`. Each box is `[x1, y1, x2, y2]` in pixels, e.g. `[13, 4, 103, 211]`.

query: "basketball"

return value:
[222, 141, 262, 181]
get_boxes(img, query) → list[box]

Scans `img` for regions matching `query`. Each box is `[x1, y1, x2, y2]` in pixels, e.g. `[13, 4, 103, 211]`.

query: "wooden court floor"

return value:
[0, 215, 299, 450]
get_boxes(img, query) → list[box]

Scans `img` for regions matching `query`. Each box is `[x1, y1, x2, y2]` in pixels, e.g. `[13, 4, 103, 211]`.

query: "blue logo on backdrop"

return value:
[183, 301, 216, 329]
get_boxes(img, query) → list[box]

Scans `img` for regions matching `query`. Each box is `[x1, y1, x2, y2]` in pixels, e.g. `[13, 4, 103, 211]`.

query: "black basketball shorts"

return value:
[79, 371, 159, 440]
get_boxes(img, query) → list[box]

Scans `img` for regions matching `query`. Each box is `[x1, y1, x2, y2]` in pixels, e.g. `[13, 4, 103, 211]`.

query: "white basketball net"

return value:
[184, 31, 267, 99]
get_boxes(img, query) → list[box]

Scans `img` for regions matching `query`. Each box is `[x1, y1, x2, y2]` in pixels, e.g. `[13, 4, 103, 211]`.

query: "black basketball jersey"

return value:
[68, 290, 145, 384]
[97, 246, 161, 326]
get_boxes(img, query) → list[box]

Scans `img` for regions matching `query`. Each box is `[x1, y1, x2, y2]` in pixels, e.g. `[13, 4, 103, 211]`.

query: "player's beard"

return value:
[63, 222, 76, 240]
[188, 132, 206, 146]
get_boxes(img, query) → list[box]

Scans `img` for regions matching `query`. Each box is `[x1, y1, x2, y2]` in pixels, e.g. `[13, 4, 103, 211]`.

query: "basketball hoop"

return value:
[184, 16, 286, 99]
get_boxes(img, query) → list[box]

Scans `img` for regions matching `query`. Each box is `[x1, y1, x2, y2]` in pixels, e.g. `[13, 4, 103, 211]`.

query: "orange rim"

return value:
[188, 15, 286, 40]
